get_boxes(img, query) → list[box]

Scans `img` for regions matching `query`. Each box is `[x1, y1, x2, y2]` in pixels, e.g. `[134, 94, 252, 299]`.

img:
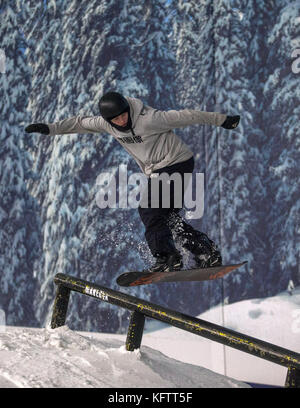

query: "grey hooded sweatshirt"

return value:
[48, 97, 227, 176]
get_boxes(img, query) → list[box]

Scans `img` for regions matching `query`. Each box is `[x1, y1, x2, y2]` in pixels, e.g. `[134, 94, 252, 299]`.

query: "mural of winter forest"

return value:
[0, 0, 299, 334]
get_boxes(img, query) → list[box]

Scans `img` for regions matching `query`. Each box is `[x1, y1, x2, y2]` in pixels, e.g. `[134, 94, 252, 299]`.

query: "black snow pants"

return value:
[138, 156, 210, 258]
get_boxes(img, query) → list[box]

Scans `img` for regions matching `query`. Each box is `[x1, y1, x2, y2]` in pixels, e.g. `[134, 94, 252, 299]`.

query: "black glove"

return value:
[25, 123, 50, 135]
[221, 115, 240, 129]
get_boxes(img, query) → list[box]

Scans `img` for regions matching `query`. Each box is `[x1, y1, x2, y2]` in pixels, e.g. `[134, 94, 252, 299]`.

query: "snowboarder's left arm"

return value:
[147, 108, 239, 131]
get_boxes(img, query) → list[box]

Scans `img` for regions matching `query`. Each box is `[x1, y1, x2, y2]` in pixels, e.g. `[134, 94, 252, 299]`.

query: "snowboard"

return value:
[116, 261, 247, 287]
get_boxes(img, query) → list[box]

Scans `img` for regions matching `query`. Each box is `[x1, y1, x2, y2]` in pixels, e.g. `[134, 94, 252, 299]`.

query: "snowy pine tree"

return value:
[170, 0, 225, 313]
[0, 0, 39, 326]
[263, 0, 300, 291]
[208, 0, 268, 302]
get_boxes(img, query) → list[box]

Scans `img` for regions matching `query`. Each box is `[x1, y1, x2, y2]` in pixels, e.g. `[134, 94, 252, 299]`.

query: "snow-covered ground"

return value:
[141, 286, 300, 387]
[0, 325, 248, 388]
[0, 287, 299, 388]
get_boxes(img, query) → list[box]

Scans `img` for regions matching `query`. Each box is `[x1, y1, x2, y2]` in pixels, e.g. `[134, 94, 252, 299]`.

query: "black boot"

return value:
[166, 214, 222, 268]
[143, 252, 183, 273]
[194, 250, 222, 268]
[191, 232, 222, 268]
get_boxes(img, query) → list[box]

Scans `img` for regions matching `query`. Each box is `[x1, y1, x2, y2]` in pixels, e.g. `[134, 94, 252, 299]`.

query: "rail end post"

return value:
[285, 367, 300, 388]
[51, 284, 71, 329]
[126, 310, 145, 352]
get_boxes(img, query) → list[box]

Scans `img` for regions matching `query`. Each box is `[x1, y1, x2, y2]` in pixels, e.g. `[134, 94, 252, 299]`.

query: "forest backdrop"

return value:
[0, 0, 299, 333]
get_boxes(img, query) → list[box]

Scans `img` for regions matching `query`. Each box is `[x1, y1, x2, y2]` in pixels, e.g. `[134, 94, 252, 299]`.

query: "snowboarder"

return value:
[25, 92, 240, 273]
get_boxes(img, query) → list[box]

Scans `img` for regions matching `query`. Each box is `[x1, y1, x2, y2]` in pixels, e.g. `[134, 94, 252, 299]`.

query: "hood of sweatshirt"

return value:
[125, 97, 144, 133]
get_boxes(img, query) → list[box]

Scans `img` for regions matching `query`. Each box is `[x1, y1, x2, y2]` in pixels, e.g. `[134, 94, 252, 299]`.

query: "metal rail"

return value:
[51, 273, 300, 388]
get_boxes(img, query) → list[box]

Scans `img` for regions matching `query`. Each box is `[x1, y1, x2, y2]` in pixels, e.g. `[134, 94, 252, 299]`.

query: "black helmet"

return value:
[99, 91, 129, 120]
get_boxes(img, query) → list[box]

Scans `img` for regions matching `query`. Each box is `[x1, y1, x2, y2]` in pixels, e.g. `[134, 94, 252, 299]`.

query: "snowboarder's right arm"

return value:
[25, 115, 107, 136]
